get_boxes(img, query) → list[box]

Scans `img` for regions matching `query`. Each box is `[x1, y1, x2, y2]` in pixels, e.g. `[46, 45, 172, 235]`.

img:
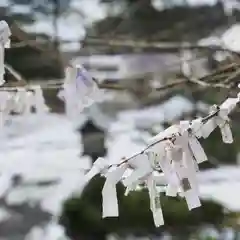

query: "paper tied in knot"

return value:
[84, 157, 109, 183]
[147, 143, 180, 195]
[11, 88, 28, 114]
[11, 88, 35, 116]
[189, 118, 203, 138]
[164, 145, 182, 197]
[173, 128, 200, 193]
[201, 104, 233, 143]
[0, 21, 10, 86]
[0, 91, 12, 127]
[122, 153, 153, 187]
[75, 65, 95, 89]
[146, 175, 164, 227]
[220, 95, 240, 115]
[58, 65, 101, 115]
[179, 121, 208, 164]
[164, 126, 201, 204]
[32, 86, 49, 115]
[12, 90, 35, 116]
[180, 47, 193, 78]
[216, 107, 233, 144]
[0, 21, 11, 47]
[170, 154, 201, 210]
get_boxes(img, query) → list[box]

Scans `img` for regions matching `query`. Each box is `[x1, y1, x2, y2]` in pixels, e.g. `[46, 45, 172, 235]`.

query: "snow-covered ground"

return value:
[198, 166, 240, 212]
[0, 113, 91, 212]
[0, 113, 91, 239]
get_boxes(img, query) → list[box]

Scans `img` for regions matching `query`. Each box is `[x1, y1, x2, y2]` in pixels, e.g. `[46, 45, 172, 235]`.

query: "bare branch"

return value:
[82, 37, 240, 55]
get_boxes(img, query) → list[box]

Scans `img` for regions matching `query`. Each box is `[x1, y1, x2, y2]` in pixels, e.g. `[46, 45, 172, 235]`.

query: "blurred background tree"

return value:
[60, 176, 225, 240]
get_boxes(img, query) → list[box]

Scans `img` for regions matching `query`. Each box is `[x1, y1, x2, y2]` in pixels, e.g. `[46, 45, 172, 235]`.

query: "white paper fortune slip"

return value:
[58, 65, 101, 116]
[180, 121, 208, 164]
[0, 20, 11, 86]
[201, 104, 233, 143]
[146, 175, 164, 227]
[102, 165, 127, 218]
[173, 160, 201, 210]
[122, 154, 152, 187]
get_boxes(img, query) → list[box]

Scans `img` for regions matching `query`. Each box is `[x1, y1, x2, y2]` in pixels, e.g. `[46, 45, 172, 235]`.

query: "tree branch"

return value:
[82, 37, 240, 55]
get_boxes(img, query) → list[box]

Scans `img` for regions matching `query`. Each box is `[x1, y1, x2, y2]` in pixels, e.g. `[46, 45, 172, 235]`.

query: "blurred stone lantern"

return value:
[78, 119, 107, 163]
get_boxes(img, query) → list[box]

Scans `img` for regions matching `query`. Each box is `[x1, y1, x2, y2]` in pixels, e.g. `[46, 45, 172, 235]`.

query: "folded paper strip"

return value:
[0, 20, 11, 86]
[57, 65, 101, 118]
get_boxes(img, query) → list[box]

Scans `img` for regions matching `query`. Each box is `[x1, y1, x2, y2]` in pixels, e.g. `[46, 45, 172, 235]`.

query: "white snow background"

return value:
[1, 0, 240, 239]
